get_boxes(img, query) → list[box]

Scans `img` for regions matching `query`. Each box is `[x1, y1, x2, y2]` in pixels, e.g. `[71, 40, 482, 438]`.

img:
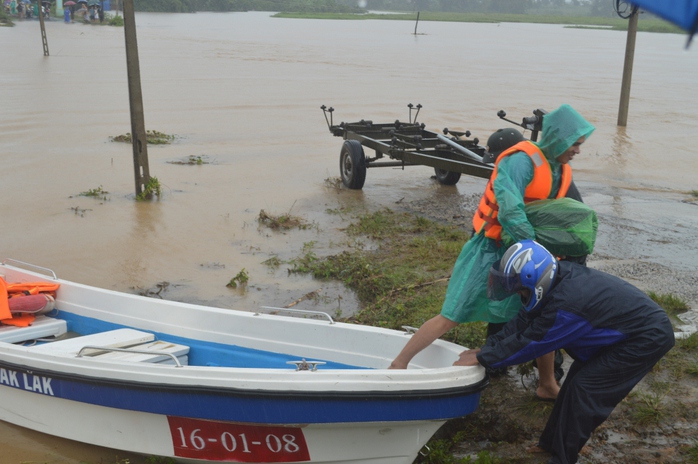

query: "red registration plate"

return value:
[167, 416, 311, 462]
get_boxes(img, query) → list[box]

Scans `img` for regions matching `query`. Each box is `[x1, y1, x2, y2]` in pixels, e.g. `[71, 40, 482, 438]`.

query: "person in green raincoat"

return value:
[389, 104, 595, 401]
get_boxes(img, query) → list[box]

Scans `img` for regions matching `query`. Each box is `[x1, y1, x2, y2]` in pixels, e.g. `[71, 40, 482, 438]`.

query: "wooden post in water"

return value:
[122, 0, 151, 197]
[414, 11, 420, 35]
[38, 2, 49, 56]
[617, 9, 639, 127]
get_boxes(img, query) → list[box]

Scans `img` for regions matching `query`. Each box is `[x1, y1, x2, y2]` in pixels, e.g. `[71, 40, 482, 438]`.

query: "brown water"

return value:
[1, 12, 698, 462]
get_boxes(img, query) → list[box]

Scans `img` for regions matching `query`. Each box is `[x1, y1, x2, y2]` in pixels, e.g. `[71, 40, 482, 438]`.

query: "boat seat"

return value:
[28, 328, 155, 356]
[0, 316, 68, 344]
[97, 340, 190, 365]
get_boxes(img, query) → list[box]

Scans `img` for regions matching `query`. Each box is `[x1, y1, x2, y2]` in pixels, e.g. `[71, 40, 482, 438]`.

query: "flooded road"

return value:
[1, 11, 698, 462]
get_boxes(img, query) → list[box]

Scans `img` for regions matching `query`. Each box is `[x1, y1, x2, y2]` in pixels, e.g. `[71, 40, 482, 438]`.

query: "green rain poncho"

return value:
[441, 104, 595, 324]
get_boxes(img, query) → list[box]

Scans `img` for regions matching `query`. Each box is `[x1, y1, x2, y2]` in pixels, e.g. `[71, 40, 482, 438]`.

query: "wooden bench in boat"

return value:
[0, 316, 68, 344]
[27, 328, 190, 365]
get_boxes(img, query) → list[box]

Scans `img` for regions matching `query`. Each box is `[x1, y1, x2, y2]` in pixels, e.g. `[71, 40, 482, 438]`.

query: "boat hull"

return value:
[0, 261, 487, 463]
[0, 382, 452, 463]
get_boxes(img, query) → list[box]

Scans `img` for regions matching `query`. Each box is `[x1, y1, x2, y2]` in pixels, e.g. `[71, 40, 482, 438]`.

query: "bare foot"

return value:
[536, 382, 560, 402]
[526, 443, 549, 454]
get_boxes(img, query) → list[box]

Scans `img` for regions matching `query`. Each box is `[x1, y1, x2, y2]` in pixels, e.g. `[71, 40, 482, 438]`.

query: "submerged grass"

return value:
[274, 11, 682, 34]
[110, 130, 176, 145]
[291, 208, 487, 348]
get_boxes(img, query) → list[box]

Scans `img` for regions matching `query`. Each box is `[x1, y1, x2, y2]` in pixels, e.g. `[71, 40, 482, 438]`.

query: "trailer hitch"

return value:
[497, 108, 547, 141]
[320, 105, 334, 130]
[407, 103, 422, 124]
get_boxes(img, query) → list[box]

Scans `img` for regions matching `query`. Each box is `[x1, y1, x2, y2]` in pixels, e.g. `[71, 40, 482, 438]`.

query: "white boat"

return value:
[0, 259, 486, 464]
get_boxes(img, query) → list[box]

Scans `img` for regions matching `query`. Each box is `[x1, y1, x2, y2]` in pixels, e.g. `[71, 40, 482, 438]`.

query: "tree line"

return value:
[354, 0, 618, 17]
[133, 0, 618, 17]
[134, 0, 363, 13]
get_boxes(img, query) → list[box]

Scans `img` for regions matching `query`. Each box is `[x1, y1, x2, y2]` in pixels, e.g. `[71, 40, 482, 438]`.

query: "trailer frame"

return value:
[322, 104, 545, 190]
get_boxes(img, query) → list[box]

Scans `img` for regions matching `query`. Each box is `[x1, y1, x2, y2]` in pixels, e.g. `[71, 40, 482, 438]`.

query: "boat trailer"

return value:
[322, 104, 545, 190]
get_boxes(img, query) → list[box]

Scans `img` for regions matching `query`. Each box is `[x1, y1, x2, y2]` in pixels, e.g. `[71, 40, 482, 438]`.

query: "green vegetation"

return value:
[108, 13, 124, 26]
[136, 176, 162, 200]
[283, 208, 697, 461]
[275, 11, 681, 34]
[110, 130, 175, 145]
[420, 435, 502, 463]
[132, 0, 362, 13]
[648, 291, 691, 318]
[0, 7, 13, 26]
[262, 255, 283, 268]
[167, 155, 209, 165]
[289, 208, 487, 348]
[78, 185, 110, 200]
[93, 0, 682, 35]
[226, 268, 249, 288]
[258, 209, 313, 230]
[630, 392, 666, 426]
[145, 456, 178, 464]
[687, 442, 698, 464]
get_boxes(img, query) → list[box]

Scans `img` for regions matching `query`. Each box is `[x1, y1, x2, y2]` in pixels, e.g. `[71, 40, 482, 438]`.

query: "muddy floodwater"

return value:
[1, 11, 698, 463]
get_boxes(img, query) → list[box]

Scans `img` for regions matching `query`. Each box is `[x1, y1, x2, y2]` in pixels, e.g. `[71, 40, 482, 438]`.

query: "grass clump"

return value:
[262, 255, 283, 269]
[77, 185, 109, 201]
[258, 209, 312, 230]
[288, 209, 485, 347]
[630, 392, 666, 426]
[648, 291, 690, 318]
[685, 441, 698, 463]
[226, 269, 249, 289]
[136, 177, 162, 201]
[108, 14, 124, 26]
[110, 130, 175, 145]
[168, 155, 209, 165]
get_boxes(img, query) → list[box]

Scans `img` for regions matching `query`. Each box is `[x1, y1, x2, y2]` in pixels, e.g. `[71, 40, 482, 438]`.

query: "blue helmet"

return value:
[488, 240, 558, 312]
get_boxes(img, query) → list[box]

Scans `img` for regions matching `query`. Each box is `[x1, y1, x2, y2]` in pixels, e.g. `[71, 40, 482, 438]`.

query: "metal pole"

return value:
[38, 1, 49, 56]
[617, 9, 638, 127]
[122, 0, 151, 197]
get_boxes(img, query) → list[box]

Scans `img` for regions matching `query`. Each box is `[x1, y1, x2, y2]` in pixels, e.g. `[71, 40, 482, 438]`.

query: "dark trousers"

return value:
[539, 326, 674, 464]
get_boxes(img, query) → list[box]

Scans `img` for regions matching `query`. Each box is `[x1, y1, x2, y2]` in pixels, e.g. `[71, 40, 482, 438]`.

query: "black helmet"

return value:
[483, 128, 525, 164]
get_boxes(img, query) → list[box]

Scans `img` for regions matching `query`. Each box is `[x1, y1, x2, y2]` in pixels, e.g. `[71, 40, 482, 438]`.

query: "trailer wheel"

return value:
[340, 140, 367, 189]
[434, 168, 461, 186]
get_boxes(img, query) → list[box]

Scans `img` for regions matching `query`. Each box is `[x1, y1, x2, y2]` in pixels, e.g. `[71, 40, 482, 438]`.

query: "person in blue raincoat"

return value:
[63, 4, 70, 22]
[455, 240, 674, 464]
[389, 104, 595, 402]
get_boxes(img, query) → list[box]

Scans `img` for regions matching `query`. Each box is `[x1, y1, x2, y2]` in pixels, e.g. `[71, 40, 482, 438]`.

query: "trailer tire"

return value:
[434, 168, 461, 186]
[340, 140, 367, 190]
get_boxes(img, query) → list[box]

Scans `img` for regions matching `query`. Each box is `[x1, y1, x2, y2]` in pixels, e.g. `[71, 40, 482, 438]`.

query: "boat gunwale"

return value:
[0, 356, 489, 399]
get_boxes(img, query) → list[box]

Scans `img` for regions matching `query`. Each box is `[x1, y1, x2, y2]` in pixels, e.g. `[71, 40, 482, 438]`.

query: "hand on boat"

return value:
[453, 348, 481, 367]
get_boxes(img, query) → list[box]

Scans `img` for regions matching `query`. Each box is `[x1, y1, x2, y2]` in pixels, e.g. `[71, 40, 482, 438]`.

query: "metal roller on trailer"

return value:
[322, 104, 546, 190]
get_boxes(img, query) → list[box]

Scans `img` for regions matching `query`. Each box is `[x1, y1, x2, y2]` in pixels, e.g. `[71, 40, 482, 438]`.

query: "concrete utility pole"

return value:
[122, 0, 151, 197]
[617, 8, 639, 127]
[38, 1, 49, 56]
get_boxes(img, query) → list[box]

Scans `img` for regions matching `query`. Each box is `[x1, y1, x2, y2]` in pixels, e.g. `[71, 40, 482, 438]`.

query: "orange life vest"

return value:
[0, 277, 60, 327]
[472, 141, 572, 241]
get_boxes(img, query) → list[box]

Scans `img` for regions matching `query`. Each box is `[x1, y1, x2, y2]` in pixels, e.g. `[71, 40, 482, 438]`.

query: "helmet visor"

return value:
[487, 261, 523, 301]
